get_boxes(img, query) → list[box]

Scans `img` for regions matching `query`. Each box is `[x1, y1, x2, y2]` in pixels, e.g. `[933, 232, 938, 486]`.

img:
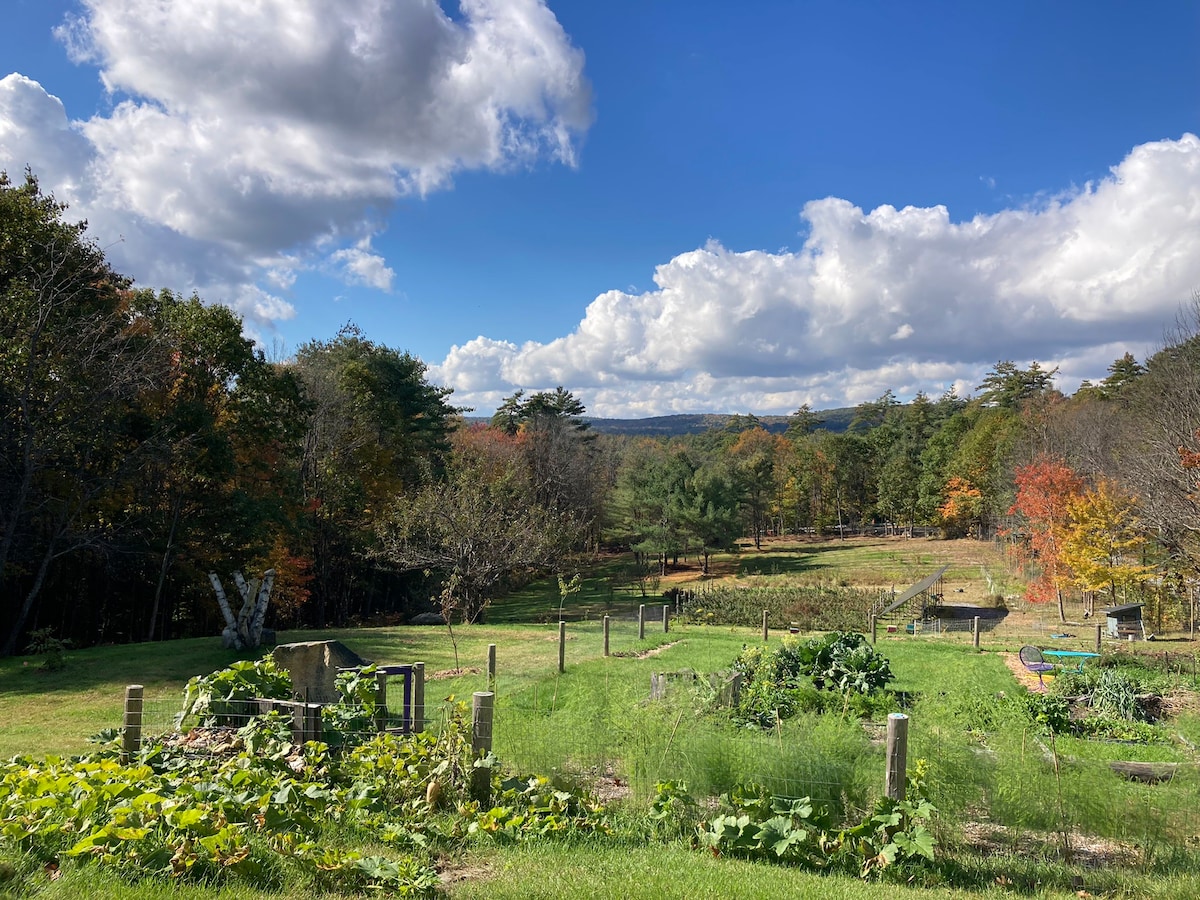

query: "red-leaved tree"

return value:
[1008, 456, 1084, 622]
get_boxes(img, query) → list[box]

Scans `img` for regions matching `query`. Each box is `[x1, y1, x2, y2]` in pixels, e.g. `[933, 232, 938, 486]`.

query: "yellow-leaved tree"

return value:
[1060, 480, 1150, 613]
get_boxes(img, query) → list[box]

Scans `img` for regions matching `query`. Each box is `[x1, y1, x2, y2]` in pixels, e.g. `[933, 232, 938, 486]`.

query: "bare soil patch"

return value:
[429, 666, 481, 680]
[437, 855, 495, 887]
[611, 640, 681, 659]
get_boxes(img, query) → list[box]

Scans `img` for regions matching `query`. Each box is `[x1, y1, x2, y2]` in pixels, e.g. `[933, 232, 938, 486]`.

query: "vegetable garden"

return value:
[6, 615, 1200, 899]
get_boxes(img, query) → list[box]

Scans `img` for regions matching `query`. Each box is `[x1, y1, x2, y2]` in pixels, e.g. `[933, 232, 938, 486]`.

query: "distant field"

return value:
[489, 534, 1016, 626]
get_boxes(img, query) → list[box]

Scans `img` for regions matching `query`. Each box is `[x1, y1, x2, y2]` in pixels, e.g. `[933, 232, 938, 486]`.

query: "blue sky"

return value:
[2, 1, 1198, 416]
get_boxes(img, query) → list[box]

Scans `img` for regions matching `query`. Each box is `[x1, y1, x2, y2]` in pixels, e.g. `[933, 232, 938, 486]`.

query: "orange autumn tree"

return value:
[937, 476, 983, 538]
[1008, 456, 1084, 622]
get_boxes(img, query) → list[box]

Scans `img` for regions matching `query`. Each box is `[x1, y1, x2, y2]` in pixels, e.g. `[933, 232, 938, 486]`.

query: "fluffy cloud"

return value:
[432, 135, 1200, 417]
[329, 239, 395, 291]
[2, 0, 589, 315]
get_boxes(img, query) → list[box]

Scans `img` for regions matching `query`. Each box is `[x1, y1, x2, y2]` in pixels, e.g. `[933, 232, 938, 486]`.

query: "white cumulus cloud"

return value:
[2, 0, 590, 329]
[329, 239, 395, 291]
[431, 135, 1200, 417]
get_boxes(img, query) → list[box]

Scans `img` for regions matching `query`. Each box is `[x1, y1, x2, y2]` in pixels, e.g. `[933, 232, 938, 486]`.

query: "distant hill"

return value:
[462, 408, 857, 437]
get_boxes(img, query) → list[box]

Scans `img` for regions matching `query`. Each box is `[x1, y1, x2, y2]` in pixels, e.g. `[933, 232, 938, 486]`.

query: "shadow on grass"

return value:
[737, 553, 821, 577]
[486, 558, 670, 625]
[0, 638, 259, 697]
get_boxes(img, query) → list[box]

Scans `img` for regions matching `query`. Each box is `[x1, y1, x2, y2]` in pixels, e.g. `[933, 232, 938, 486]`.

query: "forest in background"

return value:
[5, 169, 1200, 655]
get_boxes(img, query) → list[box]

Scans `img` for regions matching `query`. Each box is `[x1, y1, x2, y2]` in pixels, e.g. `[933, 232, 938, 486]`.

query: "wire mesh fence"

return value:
[912, 722, 1200, 860]
[486, 703, 882, 810]
[126, 678, 1200, 864]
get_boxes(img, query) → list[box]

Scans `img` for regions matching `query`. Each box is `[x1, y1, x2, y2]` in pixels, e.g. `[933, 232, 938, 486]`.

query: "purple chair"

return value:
[1019, 645, 1056, 687]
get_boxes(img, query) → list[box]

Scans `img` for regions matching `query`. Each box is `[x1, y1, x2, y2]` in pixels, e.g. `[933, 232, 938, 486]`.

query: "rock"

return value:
[409, 612, 447, 626]
[271, 640, 370, 704]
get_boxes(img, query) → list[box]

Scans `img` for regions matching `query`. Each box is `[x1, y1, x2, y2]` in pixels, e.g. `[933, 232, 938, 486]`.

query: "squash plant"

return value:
[697, 761, 936, 879]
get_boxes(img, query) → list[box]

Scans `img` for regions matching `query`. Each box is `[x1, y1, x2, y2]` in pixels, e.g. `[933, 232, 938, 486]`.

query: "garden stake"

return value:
[659, 709, 685, 773]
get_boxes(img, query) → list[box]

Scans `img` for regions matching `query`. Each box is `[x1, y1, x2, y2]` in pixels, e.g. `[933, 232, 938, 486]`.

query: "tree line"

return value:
[4, 170, 1200, 654]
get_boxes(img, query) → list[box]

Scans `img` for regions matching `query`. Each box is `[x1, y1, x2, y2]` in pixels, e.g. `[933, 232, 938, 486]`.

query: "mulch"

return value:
[1000, 652, 1050, 693]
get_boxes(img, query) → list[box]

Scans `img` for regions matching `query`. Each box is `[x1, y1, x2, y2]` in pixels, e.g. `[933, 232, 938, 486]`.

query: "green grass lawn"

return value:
[7, 592, 1200, 899]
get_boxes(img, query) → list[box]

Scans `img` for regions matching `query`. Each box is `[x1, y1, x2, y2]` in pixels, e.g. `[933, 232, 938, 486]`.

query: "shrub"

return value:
[1019, 693, 1071, 734]
[24, 628, 70, 671]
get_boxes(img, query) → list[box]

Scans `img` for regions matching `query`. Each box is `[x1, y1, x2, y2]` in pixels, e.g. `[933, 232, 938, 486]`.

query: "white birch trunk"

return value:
[248, 569, 275, 646]
[209, 572, 237, 629]
[212, 569, 274, 649]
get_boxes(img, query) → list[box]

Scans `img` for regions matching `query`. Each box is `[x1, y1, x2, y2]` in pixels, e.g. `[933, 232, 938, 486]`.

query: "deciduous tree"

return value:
[1060, 480, 1149, 608]
[1008, 456, 1084, 622]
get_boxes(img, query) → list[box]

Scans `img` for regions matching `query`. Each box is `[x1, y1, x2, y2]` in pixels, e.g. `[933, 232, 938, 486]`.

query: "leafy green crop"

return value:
[177, 657, 293, 727]
[731, 633, 895, 727]
[697, 760, 937, 879]
[2, 666, 611, 895]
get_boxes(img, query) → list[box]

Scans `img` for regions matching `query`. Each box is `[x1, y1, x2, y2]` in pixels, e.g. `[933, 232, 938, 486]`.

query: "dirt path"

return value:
[1001, 651, 1048, 693]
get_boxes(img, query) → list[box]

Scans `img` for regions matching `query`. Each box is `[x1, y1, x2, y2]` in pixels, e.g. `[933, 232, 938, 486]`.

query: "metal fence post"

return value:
[291, 702, 306, 745]
[559, 621, 567, 673]
[412, 662, 425, 732]
[374, 670, 389, 732]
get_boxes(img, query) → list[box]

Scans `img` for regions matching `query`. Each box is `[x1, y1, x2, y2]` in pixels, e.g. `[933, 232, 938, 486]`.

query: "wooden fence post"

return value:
[1095, 624, 1102, 654]
[762, 609, 769, 642]
[559, 621, 567, 673]
[639, 604, 646, 640]
[487, 643, 497, 693]
[650, 673, 667, 700]
[662, 604, 670, 633]
[470, 691, 495, 802]
[291, 702, 306, 745]
[869, 614, 877, 645]
[122, 684, 144, 763]
[305, 703, 323, 744]
[885, 712, 909, 800]
[412, 662, 425, 732]
[603, 615, 610, 657]
[973, 616, 981, 650]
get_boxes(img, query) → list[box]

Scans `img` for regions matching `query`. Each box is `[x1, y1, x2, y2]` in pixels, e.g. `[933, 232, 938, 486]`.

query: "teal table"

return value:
[1041, 649, 1100, 672]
